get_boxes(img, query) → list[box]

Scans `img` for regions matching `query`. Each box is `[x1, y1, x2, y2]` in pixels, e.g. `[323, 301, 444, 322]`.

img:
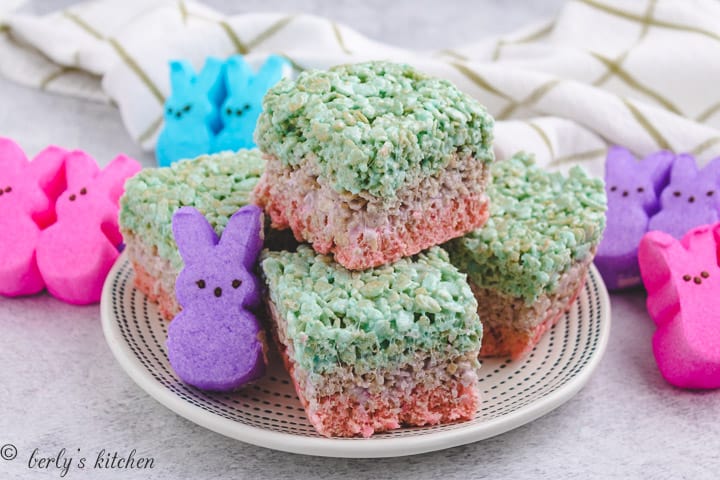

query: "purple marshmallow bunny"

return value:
[167, 205, 266, 391]
[648, 155, 720, 239]
[594, 147, 674, 290]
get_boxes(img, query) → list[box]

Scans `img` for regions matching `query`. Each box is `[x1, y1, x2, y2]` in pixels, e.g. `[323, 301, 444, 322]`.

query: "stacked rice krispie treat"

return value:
[261, 246, 482, 437]
[253, 61, 494, 436]
[445, 153, 607, 359]
[253, 61, 494, 270]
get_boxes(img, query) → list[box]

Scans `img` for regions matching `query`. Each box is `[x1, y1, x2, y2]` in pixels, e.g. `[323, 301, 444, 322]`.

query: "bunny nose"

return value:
[214, 287, 222, 297]
[622, 190, 629, 197]
[175, 112, 182, 119]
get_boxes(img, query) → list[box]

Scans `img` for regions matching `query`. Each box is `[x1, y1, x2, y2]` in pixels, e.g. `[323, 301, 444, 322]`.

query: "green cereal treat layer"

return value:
[261, 245, 482, 375]
[445, 153, 607, 303]
[255, 61, 494, 198]
[119, 150, 265, 270]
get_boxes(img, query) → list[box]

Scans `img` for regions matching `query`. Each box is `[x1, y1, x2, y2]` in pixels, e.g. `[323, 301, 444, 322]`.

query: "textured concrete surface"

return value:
[1, 1, 719, 479]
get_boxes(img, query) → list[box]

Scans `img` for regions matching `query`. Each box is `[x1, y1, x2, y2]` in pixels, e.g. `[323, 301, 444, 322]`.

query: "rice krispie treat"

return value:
[253, 61, 494, 270]
[119, 150, 265, 319]
[260, 245, 482, 437]
[445, 153, 607, 360]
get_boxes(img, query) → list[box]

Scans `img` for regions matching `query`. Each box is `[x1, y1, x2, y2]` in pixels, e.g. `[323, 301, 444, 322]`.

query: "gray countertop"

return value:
[1, 1, 718, 479]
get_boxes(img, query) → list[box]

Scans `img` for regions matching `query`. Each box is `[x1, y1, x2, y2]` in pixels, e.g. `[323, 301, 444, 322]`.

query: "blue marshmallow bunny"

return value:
[156, 57, 225, 167]
[212, 55, 289, 153]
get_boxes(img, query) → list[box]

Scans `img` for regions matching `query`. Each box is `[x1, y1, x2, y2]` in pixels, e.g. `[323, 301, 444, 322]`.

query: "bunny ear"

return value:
[197, 56, 225, 99]
[639, 230, 686, 293]
[644, 151, 674, 191]
[95, 154, 142, 204]
[699, 156, 720, 183]
[172, 207, 219, 266]
[218, 205, 264, 269]
[713, 224, 720, 263]
[64, 150, 100, 188]
[225, 55, 253, 94]
[0, 137, 29, 175]
[169, 60, 196, 97]
[29, 146, 67, 199]
[250, 55, 288, 92]
[679, 224, 718, 258]
[669, 154, 698, 183]
[604, 146, 635, 180]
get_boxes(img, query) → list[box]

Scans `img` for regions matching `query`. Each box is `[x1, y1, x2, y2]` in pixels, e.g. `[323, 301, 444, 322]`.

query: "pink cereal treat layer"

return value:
[253, 62, 494, 270]
[119, 150, 266, 320]
[261, 246, 483, 437]
[445, 153, 606, 360]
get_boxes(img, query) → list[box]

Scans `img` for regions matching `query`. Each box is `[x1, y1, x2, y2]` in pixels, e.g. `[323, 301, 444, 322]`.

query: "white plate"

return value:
[101, 252, 611, 458]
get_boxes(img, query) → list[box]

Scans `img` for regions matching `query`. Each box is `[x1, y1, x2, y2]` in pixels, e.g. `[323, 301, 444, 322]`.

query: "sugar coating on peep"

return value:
[167, 205, 266, 391]
[648, 155, 720, 240]
[0, 138, 66, 297]
[639, 223, 720, 389]
[212, 55, 289, 153]
[36, 150, 141, 304]
[156, 57, 225, 167]
[595, 147, 674, 290]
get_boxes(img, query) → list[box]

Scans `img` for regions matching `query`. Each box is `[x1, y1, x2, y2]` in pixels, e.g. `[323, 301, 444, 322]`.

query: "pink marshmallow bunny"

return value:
[639, 223, 720, 389]
[0, 138, 66, 296]
[36, 150, 141, 304]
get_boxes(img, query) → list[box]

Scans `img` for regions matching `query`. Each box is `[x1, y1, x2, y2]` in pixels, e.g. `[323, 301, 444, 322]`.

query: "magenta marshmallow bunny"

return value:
[167, 205, 267, 391]
[0, 138, 66, 296]
[639, 224, 720, 389]
[35, 150, 141, 304]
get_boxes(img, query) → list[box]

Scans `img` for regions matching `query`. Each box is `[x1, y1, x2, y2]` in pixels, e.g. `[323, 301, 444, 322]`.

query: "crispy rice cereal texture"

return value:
[261, 245, 483, 437]
[119, 150, 265, 319]
[445, 153, 607, 359]
[253, 61, 494, 270]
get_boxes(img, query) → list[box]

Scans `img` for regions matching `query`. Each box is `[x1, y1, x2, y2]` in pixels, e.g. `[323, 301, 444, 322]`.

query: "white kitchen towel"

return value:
[2, 0, 720, 177]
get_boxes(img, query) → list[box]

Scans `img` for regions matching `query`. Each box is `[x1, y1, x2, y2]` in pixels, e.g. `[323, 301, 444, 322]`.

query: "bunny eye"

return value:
[609, 186, 617, 192]
[69, 194, 77, 201]
[708, 190, 715, 197]
[4, 186, 11, 193]
[673, 191, 681, 197]
[226, 107, 232, 115]
[80, 187, 87, 195]
[183, 104, 192, 112]
[196, 280, 206, 289]
[701, 271, 710, 278]
[166, 107, 173, 115]
[636, 187, 644, 193]
[232, 279, 241, 289]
